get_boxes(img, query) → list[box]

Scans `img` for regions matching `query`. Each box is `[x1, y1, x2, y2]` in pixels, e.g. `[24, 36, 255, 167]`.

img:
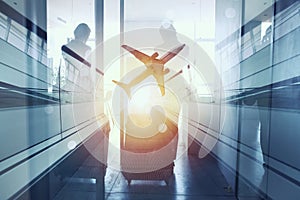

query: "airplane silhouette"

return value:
[112, 44, 185, 97]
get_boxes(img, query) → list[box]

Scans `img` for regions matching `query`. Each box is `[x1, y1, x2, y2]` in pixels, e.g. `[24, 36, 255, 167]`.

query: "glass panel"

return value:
[30, 31, 42, 45]
[0, 12, 6, 20]
[267, 1, 300, 199]
[237, 0, 275, 199]
[47, 0, 96, 134]
[0, 16, 61, 164]
[40, 41, 48, 65]
[0, 12, 7, 39]
[215, 0, 243, 193]
[27, 43, 40, 60]
[7, 21, 27, 51]
[253, 24, 262, 50]
[27, 32, 42, 60]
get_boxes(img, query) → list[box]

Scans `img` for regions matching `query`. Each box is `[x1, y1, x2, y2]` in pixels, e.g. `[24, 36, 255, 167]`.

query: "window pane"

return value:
[0, 12, 7, 40]
[7, 21, 27, 51]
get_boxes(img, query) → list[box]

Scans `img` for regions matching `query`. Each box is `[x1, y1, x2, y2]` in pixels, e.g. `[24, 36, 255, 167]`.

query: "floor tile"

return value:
[53, 146, 236, 200]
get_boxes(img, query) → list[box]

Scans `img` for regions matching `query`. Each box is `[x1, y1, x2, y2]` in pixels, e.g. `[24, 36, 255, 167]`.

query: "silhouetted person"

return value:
[62, 23, 92, 89]
[257, 96, 271, 166]
[157, 24, 188, 56]
[262, 25, 272, 45]
[157, 23, 190, 87]
[65, 23, 91, 60]
[159, 24, 178, 47]
[157, 23, 191, 148]
[258, 24, 273, 165]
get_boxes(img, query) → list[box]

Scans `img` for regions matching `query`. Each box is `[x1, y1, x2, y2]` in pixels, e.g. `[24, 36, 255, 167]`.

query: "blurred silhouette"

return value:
[257, 96, 271, 166]
[157, 24, 189, 57]
[65, 23, 91, 58]
[62, 23, 92, 89]
[262, 25, 272, 45]
[159, 24, 178, 46]
[255, 24, 273, 165]
[157, 24, 192, 97]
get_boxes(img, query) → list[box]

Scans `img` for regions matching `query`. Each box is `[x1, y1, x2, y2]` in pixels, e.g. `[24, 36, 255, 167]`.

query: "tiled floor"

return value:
[53, 147, 236, 200]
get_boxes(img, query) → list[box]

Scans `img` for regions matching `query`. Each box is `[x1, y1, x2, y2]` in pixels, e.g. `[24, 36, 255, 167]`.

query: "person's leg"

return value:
[258, 98, 271, 165]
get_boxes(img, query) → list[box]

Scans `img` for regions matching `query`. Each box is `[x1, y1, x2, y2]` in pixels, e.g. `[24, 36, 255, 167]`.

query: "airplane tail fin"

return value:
[112, 80, 131, 98]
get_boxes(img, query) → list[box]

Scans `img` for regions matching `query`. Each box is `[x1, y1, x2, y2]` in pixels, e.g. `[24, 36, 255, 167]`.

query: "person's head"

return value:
[74, 23, 91, 43]
[159, 23, 177, 41]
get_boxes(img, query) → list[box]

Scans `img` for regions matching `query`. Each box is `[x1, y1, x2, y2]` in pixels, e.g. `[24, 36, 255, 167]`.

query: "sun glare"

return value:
[128, 84, 160, 128]
[126, 83, 180, 130]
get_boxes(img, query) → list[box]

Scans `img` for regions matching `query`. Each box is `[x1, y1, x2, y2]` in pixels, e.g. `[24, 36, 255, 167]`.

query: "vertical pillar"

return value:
[119, 0, 126, 159]
[95, 1, 105, 200]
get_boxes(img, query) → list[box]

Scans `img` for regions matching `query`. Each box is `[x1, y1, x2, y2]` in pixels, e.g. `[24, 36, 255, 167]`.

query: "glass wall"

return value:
[0, 0, 57, 162]
[47, 0, 103, 135]
[0, 0, 100, 162]
[216, 0, 300, 199]
[237, 0, 274, 197]
[0, 1, 107, 198]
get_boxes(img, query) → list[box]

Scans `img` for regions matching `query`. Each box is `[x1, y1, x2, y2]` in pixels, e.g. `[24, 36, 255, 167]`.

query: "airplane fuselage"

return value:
[145, 59, 165, 75]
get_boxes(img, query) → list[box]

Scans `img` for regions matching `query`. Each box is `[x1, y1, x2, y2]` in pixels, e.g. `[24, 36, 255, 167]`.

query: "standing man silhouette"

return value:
[63, 23, 92, 90]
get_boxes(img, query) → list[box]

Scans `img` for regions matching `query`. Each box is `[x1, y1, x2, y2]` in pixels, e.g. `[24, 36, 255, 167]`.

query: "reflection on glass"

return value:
[7, 21, 27, 51]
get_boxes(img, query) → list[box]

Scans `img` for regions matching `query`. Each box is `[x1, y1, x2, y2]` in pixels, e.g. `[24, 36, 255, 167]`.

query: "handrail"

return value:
[226, 73, 300, 102]
[61, 45, 104, 76]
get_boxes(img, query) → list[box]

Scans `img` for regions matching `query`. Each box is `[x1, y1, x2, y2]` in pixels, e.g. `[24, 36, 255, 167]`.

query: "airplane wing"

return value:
[122, 45, 150, 64]
[159, 44, 185, 64]
[153, 74, 165, 96]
